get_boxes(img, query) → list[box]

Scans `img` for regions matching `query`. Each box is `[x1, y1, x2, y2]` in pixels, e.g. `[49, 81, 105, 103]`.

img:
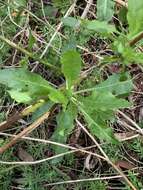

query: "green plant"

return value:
[127, 139, 143, 159]
[1, 0, 143, 189]
[0, 0, 27, 63]
[0, 49, 132, 148]
[75, 181, 107, 190]
[125, 171, 143, 190]
[0, 0, 137, 154]
[97, 0, 115, 22]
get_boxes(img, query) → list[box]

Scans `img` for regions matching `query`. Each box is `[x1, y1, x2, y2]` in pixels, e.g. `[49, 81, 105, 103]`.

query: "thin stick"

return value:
[76, 120, 137, 190]
[118, 110, 143, 135]
[81, 0, 93, 19]
[0, 150, 77, 165]
[0, 145, 97, 165]
[40, 1, 77, 58]
[45, 174, 138, 187]
[0, 132, 105, 160]
[129, 32, 143, 46]
[118, 134, 139, 142]
[0, 111, 50, 154]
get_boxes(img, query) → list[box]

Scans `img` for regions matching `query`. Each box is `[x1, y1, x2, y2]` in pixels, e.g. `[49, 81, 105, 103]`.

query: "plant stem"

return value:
[0, 35, 60, 72]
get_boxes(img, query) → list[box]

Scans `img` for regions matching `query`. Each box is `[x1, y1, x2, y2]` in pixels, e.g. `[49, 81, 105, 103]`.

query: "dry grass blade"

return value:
[45, 174, 138, 187]
[0, 132, 105, 161]
[118, 110, 143, 135]
[0, 111, 50, 154]
[0, 145, 102, 165]
[0, 101, 44, 131]
[81, 0, 94, 19]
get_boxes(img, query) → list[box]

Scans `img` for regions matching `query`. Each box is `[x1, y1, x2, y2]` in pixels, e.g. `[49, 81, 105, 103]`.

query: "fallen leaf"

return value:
[115, 160, 135, 170]
[17, 147, 34, 162]
[84, 154, 99, 170]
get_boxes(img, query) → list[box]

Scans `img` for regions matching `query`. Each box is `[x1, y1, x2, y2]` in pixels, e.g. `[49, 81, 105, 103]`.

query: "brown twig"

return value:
[0, 111, 50, 154]
[0, 113, 21, 132]
[129, 32, 143, 46]
[0, 100, 44, 132]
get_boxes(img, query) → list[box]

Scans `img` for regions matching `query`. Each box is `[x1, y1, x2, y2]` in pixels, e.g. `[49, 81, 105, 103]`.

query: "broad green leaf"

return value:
[61, 50, 82, 89]
[84, 20, 116, 34]
[79, 102, 118, 143]
[81, 92, 131, 118]
[11, 0, 27, 8]
[8, 90, 32, 103]
[97, 0, 115, 22]
[51, 103, 77, 161]
[62, 17, 79, 28]
[78, 91, 131, 143]
[127, 0, 143, 38]
[96, 73, 133, 95]
[48, 89, 67, 105]
[0, 68, 67, 104]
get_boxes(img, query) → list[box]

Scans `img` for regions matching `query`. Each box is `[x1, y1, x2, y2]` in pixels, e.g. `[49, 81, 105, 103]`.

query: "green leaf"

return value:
[97, 0, 115, 22]
[96, 73, 133, 95]
[62, 17, 79, 28]
[31, 101, 54, 122]
[84, 20, 116, 34]
[48, 89, 67, 105]
[8, 90, 32, 103]
[113, 37, 143, 64]
[122, 46, 143, 64]
[0, 68, 67, 104]
[79, 102, 118, 143]
[78, 91, 131, 143]
[11, 0, 27, 8]
[81, 91, 131, 118]
[61, 50, 82, 89]
[51, 103, 77, 161]
[28, 30, 36, 51]
[127, 0, 143, 38]
[116, 41, 143, 64]
[118, 7, 128, 25]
